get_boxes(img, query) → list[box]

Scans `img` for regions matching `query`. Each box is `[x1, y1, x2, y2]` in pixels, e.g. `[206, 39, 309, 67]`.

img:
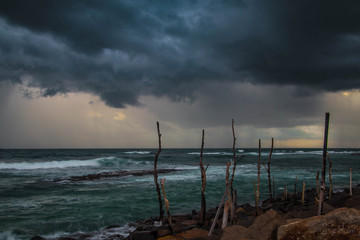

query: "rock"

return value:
[157, 228, 172, 238]
[157, 228, 209, 240]
[31, 236, 46, 240]
[180, 228, 209, 240]
[128, 230, 156, 240]
[221, 225, 248, 240]
[181, 220, 198, 226]
[277, 207, 360, 240]
[222, 210, 286, 240]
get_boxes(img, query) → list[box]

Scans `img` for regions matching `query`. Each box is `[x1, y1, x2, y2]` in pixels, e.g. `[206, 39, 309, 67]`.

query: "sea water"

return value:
[0, 148, 359, 239]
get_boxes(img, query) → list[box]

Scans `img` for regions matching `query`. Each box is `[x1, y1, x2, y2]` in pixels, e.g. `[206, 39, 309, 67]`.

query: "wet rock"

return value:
[277, 207, 360, 240]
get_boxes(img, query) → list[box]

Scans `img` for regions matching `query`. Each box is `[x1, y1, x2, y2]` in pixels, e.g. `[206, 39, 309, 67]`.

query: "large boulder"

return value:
[277, 207, 360, 240]
[221, 210, 286, 240]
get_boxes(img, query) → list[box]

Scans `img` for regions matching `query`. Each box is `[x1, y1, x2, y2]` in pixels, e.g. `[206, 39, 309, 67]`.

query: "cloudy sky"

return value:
[1, 0, 360, 148]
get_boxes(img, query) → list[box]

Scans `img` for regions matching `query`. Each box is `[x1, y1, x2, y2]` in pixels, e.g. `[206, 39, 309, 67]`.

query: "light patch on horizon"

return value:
[113, 112, 126, 121]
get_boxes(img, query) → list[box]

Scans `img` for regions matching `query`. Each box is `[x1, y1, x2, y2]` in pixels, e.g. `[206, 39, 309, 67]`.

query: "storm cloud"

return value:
[0, 0, 360, 108]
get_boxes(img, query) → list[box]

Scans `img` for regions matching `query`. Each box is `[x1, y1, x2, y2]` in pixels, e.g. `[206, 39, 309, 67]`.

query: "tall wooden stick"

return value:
[302, 182, 305, 206]
[230, 119, 237, 224]
[161, 178, 173, 234]
[262, 138, 274, 199]
[154, 121, 164, 219]
[199, 129, 207, 223]
[318, 112, 330, 216]
[230, 119, 237, 197]
[350, 168, 353, 196]
[222, 162, 232, 228]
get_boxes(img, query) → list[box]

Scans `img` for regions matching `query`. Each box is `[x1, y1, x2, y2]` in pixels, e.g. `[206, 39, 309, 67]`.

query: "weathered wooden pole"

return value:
[350, 168, 353, 196]
[318, 112, 330, 216]
[222, 162, 232, 229]
[199, 129, 207, 223]
[268, 138, 274, 199]
[161, 178, 173, 234]
[154, 121, 164, 219]
[302, 182, 305, 206]
[230, 119, 237, 224]
[230, 119, 237, 198]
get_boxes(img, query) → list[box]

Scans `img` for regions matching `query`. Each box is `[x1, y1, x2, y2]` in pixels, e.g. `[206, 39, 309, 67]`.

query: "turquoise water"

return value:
[0, 148, 359, 239]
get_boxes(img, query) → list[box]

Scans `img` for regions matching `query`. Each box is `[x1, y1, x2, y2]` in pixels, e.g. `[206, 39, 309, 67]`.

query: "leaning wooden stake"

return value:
[161, 178, 173, 234]
[208, 191, 227, 237]
[318, 112, 330, 216]
[199, 129, 207, 223]
[154, 121, 164, 219]
[302, 182, 305, 206]
[350, 168, 353, 196]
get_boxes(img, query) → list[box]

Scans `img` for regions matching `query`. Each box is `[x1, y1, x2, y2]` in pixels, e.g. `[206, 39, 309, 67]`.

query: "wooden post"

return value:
[199, 129, 207, 223]
[302, 182, 305, 206]
[318, 112, 330, 216]
[268, 138, 274, 199]
[284, 184, 287, 200]
[350, 168, 353, 196]
[161, 178, 173, 234]
[222, 162, 232, 228]
[154, 121, 164, 219]
[230, 119, 237, 224]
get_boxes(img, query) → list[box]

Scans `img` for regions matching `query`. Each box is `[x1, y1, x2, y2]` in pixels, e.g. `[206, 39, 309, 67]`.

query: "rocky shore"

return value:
[31, 184, 360, 240]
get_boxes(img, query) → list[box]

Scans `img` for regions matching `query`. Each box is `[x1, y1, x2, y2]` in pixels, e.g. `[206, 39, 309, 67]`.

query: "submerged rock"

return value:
[54, 169, 180, 182]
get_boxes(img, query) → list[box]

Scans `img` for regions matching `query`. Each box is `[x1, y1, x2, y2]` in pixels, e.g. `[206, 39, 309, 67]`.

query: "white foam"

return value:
[0, 231, 17, 240]
[188, 152, 232, 156]
[124, 151, 151, 155]
[0, 156, 116, 170]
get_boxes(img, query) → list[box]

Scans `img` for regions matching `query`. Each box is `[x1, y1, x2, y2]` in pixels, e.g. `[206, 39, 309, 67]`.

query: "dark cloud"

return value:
[0, 0, 359, 108]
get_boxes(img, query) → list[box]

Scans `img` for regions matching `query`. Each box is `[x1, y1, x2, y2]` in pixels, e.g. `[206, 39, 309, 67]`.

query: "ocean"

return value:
[0, 148, 359, 239]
